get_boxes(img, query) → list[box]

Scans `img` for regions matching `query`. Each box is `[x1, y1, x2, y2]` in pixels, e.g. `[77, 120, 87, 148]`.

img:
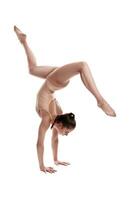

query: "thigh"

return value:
[30, 65, 58, 79]
[49, 99, 63, 117]
[47, 61, 83, 84]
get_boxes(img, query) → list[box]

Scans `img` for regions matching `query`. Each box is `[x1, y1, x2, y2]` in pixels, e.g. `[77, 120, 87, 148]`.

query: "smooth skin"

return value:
[14, 26, 116, 174]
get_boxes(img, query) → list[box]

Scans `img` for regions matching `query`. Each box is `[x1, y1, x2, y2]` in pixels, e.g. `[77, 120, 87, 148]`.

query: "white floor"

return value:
[0, 0, 134, 199]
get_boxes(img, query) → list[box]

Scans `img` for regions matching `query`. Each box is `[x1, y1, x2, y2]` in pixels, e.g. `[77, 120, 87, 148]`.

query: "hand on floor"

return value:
[54, 160, 70, 166]
[40, 166, 57, 173]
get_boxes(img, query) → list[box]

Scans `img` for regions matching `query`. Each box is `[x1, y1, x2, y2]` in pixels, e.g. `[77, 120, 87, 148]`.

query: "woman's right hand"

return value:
[40, 166, 57, 173]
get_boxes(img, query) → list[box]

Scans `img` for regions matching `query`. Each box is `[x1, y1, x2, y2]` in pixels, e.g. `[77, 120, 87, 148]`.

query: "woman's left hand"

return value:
[54, 160, 70, 166]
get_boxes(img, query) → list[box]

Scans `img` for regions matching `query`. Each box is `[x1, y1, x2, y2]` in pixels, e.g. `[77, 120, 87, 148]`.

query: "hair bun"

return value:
[69, 113, 75, 119]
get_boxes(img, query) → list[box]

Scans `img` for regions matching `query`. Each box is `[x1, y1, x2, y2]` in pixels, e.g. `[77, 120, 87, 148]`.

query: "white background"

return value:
[0, 0, 134, 199]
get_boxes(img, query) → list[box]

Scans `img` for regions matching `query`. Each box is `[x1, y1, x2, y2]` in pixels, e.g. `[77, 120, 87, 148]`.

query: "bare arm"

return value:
[51, 127, 59, 162]
[51, 128, 70, 166]
[36, 116, 56, 173]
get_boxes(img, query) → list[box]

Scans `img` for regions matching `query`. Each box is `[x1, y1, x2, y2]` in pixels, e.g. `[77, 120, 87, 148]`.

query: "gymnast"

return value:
[14, 26, 116, 174]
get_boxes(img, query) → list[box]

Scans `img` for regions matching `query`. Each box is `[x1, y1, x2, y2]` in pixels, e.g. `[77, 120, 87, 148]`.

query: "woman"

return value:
[14, 26, 116, 174]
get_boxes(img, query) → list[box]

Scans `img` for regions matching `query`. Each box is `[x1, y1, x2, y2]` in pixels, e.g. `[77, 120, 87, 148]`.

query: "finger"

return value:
[61, 163, 67, 165]
[50, 170, 56, 173]
[40, 168, 46, 173]
[63, 163, 68, 166]
[60, 162, 69, 166]
[56, 162, 64, 165]
[48, 167, 54, 170]
[48, 167, 57, 172]
[47, 169, 53, 173]
[63, 163, 69, 166]
[49, 168, 57, 173]
[54, 162, 59, 165]
[63, 162, 70, 165]
[47, 169, 57, 173]
[65, 162, 70, 165]
[42, 169, 47, 173]
[51, 169, 57, 172]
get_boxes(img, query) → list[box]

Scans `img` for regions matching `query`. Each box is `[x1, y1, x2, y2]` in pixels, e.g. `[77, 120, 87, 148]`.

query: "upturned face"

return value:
[53, 122, 74, 136]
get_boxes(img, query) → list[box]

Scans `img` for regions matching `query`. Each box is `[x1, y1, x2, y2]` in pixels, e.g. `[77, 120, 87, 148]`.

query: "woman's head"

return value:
[51, 112, 76, 136]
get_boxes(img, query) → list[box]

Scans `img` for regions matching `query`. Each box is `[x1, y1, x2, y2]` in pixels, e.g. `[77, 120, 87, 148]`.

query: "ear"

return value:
[58, 122, 64, 128]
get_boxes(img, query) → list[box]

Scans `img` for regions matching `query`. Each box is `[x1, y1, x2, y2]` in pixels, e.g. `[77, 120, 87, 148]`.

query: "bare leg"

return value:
[14, 26, 116, 116]
[80, 62, 116, 116]
[14, 26, 57, 79]
[49, 61, 116, 116]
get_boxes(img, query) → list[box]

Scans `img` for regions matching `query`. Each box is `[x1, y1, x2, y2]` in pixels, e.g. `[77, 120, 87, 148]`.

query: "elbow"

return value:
[36, 141, 44, 148]
[52, 137, 58, 143]
[51, 138, 58, 146]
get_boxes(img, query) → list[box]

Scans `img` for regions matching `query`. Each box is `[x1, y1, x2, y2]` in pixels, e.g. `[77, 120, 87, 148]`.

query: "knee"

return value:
[29, 67, 35, 75]
[79, 61, 88, 71]
[82, 61, 88, 66]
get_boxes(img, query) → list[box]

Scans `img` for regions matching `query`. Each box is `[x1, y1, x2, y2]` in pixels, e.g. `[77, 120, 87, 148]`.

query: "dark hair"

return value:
[51, 112, 76, 129]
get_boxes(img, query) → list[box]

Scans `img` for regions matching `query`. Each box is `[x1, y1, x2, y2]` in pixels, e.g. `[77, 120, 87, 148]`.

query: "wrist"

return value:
[54, 160, 58, 163]
[39, 164, 45, 168]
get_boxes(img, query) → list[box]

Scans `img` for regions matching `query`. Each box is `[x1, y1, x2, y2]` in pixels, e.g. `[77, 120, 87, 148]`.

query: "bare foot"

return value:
[14, 25, 26, 43]
[97, 99, 116, 117]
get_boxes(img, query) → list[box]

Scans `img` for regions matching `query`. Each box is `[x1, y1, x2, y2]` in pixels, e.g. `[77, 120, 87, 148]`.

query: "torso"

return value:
[36, 78, 69, 120]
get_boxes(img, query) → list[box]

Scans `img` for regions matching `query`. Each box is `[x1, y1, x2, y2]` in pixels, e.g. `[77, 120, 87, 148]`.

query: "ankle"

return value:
[97, 98, 105, 105]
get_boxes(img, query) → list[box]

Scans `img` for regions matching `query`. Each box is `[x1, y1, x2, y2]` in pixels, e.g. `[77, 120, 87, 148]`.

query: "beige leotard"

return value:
[36, 78, 69, 121]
